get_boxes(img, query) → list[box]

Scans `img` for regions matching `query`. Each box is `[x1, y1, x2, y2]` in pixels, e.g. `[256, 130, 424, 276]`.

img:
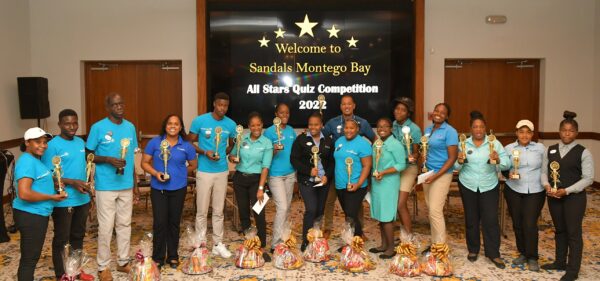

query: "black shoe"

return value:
[167, 259, 179, 269]
[379, 252, 396, 259]
[560, 272, 578, 281]
[300, 241, 308, 252]
[541, 262, 567, 271]
[467, 253, 478, 262]
[337, 246, 345, 253]
[489, 257, 506, 269]
[421, 245, 431, 255]
[369, 247, 385, 253]
[270, 248, 275, 254]
[262, 252, 271, 263]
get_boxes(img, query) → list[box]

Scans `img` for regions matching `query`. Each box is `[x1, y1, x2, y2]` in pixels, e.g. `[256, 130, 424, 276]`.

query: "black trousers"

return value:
[233, 172, 267, 248]
[51, 203, 90, 277]
[151, 187, 187, 264]
[548, 191, 586, 275]
[458, 182, 501, 258]
[336, 187, 367, 236]
[14, 209, 49, 281]
[504, 187, 545, 260]
[298, 179, 330, 243]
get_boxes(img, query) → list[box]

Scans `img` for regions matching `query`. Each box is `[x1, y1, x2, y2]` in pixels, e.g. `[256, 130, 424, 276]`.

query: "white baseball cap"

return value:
[515, 120, 534, 131]
[23, 127, 52, 141]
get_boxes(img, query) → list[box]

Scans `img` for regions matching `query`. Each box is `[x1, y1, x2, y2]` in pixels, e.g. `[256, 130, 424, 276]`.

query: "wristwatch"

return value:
[258, 185, 264, 191]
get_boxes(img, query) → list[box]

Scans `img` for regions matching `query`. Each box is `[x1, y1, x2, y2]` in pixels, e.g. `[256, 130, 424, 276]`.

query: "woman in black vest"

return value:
[541, 111, 594, 281]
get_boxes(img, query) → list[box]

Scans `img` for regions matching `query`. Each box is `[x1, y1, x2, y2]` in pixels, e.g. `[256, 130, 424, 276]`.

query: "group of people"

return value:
[11, 91, 594, 281]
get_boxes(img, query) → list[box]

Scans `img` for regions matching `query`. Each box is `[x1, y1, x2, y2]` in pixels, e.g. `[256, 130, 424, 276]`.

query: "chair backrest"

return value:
[133, 148, 146, 177]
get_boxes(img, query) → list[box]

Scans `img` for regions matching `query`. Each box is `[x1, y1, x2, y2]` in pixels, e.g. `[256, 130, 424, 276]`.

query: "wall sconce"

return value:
[485, 15, 507, 24]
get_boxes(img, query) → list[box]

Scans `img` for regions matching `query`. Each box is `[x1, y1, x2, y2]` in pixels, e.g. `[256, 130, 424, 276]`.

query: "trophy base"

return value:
[462, 158, 469, 163]
[58, 190, 67, 196]
[313, 176, 321, 183]
[551, 187, 558, 193]
[232, 157, 240, 163]
[510, 174, 520, 180]
[274, 144, 284, 150]
[346, 183, 353, 190]
[421, 167, 428, 173]
[163, 174, 170, 180]
[212, 153, 220, 160]
[116, 168, 124, 175]
[488, 160, 497, 165]
[372, 171, 380, 177]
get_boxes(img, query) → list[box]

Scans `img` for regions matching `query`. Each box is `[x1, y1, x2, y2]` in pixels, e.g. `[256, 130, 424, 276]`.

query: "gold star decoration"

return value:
[258, 36, 270, 47]
[295, 14, 318, 37]
[327, 25, 340, 38]
[274, 28, 286, 38]
[347, 36, 358, 47]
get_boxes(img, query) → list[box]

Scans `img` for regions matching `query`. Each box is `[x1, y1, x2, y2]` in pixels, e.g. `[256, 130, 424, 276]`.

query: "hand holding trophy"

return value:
[52, 156, 66, 196]
[116, 138, 130, 175]
[372, 138, 383, 178]
[311, 145, 321, 182]
[85, 153, 96, 194]
[458, 134, 468, 164]
[419, 136, 429, 173]
[401, 126, 415, 163]
[231, 125, 243, 163]
[510, 150, 521, 179]
[273, 117, 284, 150]
[487, 130, 497, 165]
[550, 161, 560, 193]
[159, 140, 171, 180]
[213, 126, 223, 160]
[345, 157, 353, 190]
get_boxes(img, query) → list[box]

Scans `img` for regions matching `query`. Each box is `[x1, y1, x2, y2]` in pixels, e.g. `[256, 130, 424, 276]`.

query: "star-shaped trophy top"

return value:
[347, 36, 358, 47]
[295, 14, 318, 37]
[274, 28, 286, 38]
[258, 36, 270, 47]
[327, 25, 340, 38]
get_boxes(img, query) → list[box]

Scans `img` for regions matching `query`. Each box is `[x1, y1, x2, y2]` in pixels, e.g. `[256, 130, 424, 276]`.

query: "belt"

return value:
[236, 171, 260, 177]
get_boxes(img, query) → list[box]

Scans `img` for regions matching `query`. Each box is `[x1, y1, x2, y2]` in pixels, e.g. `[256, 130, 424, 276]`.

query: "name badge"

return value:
[550, 149, 557, 154]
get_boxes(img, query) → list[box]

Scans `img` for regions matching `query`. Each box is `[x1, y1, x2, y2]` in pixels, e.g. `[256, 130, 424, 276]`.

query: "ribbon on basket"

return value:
[395, 242, 417, 257]
[350, 236, 364, 252]
[306, 228, 322, 243]
[243, 236, 262, 254]
[135, 249, 145, 262]
[430, 243, 450, 263]
[284, 235, 297, 250]
[60, 275, 76, 281]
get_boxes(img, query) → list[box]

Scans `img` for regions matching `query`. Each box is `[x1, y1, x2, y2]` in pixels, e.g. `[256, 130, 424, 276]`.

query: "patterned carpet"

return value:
[1, 184, 599, 280]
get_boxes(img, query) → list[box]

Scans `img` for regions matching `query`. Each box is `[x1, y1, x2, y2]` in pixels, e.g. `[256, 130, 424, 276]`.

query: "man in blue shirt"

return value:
[86, 93, 138, 281]
[187, 92, 235, 258]
[322, 95, 375, 237]
[41, 109, 94, 280]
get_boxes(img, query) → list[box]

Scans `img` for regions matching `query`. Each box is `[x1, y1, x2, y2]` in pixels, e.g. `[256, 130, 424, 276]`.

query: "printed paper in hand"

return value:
[252, 192, 270, 214]
[417, 170, 435, 185]
[364, 191, 371, 205]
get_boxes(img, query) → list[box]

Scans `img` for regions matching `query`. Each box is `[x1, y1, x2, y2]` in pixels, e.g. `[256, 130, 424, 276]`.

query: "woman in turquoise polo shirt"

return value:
[229, 112, 273, 262]
[14, 127, 67, 281]
[141, 114, 197, 268]
[421, 103, 458, 249]
[333, 119, 372, 241]
[369, 118, 406, 259]
[455, 111, 509, 269]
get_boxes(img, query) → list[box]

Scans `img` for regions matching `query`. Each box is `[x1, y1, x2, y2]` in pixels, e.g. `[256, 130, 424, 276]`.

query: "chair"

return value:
[134, 150, 152, 210]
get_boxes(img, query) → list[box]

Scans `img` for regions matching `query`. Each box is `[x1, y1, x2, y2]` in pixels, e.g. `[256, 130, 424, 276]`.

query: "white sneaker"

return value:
[212, 242, 232, 258]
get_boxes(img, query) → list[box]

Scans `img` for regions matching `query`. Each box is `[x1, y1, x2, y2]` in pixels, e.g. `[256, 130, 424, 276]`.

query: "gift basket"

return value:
[59, 244, 89, 281]
[130, 232, 161, 281]
[273, 222, 303, 270]
[389, 230, 420, 277]
[421, 242, 453, 277]
[302, 219, 330, 262]
[181, 226, 212, 274]
[234, 226, 265, 269]
[339, 222, 375, 273]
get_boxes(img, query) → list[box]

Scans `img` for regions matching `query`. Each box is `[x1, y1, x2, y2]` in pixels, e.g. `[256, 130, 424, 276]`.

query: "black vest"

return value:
[547, 143, 584, 189]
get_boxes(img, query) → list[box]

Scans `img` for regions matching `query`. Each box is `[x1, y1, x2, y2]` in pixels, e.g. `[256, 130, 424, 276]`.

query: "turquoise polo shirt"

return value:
[144, 135, 197, 191]
[323, 114, 375, 142]
[454, 136, 510, 192]
[13, 152, 56, 216]
[333, 136, 372, 189]
[231, 134, 273, 174]
[41, 136, 90, 207]
[85, 117, 137, 191]
[189, 113, 237, 173]
[264, 125, 296, 176]
[504, 141, 545, 194]
[392, 118, 422, 163]
[424, 122, 458, 173]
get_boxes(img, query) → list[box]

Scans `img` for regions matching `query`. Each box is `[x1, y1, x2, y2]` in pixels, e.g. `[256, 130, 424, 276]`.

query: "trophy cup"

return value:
[273, 117, 284, 150]
[550, 161, 560, 193]
[459, 134, 468, 163]
[159, 140, 171, 180]
[85, 153, 96, 192]
[419, 136, 429, 173]
[373, 138, 383, 177]
[52, 156, 66, 196]
[401, 126, 414, 163]
[213, 126, 222, 159]
[318, 94, 326, 115]
[311, 145, 321, 182]
[116, 138, 130, 175]
[232, 125, 243, 163]
[345, 157, 353, 190]
[510, 150, 521, 179]
[487, 130, 497, 165]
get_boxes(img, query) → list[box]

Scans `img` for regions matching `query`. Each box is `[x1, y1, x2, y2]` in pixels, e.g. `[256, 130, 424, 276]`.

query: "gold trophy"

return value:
[213, 126, 222, 159]
[273, 117, 284, 150]
[159, 140, 171, 180]
[510, 150, 521, 179]
[85, 153, 96, 192]
[459, 134, 468, 163]
[116, 138, 130, 175]
[419, 135, 429, 173]
[311, 145, 321, 182]
[317, 94, 326, 115]
[373, 138, 383, 177]
[487, 130, 497, 165]
[345, 157, 353, 190]
[52, 156, 66, 195]
[232, 125, 243, 163]
[401, 126, 414, 163]
[550, 161, 560, 193]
